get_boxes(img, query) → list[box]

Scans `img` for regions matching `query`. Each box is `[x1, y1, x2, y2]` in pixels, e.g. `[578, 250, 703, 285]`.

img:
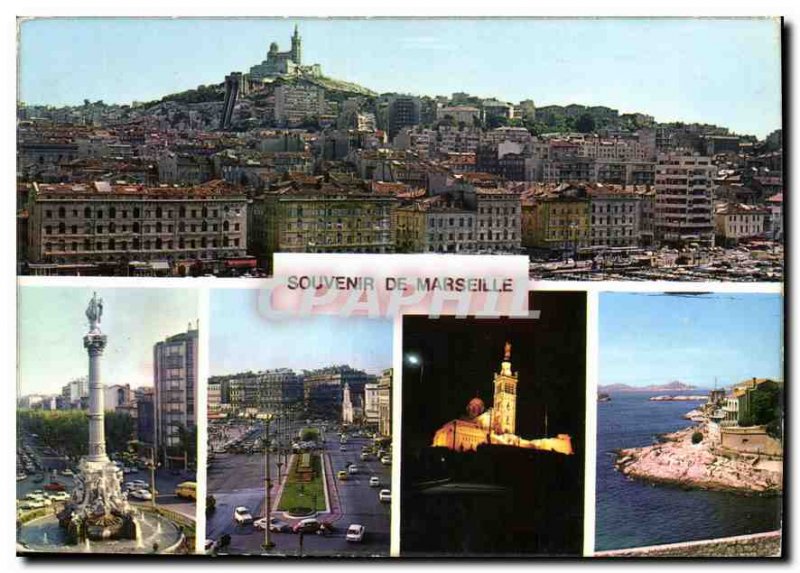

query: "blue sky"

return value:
[210, 289, 392, 376]
[18, 18, 781, 137]
[599, 293, 783, 389]
[18, 286, 199, 395]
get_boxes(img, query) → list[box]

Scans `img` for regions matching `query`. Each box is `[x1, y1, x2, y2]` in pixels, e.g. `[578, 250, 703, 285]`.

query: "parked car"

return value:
[380, 456, 392, 465]
[19, 499, 47, 510]
[369, 476, 381, 487]
[43, 481, 65, 492]
[129, 489, 152, 501]
[60, 469, 74, 477]
[346, 524, 366, 542]
[233, 506, 253, 525]
[292, 518, 321, 534]
[379, 489, 391, 503]
[47, 491, 70, 502]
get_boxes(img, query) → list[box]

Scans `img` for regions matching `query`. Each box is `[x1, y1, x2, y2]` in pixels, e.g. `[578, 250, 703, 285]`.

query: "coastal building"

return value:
[654, 153, 715, 246]
[153, 323, 198, 463]
[714, 203, 768, 246]
[587, 185, 641, 249]
[25, 180, 248, 276]
[393, 197, 476, 253]
[520, 184, 589, 254]
[431, 343, 573, 454]
[464, 187, 522, 253]
[249, 177, 397, 271]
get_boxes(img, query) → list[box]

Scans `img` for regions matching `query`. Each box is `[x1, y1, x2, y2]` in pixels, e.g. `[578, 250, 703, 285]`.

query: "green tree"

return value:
[575, 113, 596, 133]
[750, 383, 781, 426]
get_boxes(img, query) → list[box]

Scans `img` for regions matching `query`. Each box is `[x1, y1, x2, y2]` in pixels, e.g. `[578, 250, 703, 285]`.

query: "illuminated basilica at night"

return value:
[431, 342, 574, 455]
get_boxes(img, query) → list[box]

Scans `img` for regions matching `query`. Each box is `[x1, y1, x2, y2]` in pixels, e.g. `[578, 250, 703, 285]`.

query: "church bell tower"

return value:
[492, 341, 518, 435]
[291, 24, 302, 65]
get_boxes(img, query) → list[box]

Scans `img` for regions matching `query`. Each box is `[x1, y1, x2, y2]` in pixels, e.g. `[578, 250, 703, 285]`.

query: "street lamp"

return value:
[405, 353, 424, 382]
[258, 412, 275, 551]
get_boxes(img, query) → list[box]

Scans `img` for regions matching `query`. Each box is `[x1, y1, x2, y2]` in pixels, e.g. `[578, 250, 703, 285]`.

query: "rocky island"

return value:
[615, 424, 783, 495]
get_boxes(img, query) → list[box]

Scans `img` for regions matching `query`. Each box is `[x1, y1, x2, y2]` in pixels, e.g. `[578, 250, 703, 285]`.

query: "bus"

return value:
[175, 481, 197, 500]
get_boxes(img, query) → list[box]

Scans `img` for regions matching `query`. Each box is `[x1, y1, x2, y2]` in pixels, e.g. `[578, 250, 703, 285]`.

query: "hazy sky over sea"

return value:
[209, 288, 392, 376]
[599, 292, 783, 388]
[18, 286, 199, 395]
[18, 18, 782, 137]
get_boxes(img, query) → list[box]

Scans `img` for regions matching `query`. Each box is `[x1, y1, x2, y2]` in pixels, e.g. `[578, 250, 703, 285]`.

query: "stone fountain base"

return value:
[18, 512, 184, 554]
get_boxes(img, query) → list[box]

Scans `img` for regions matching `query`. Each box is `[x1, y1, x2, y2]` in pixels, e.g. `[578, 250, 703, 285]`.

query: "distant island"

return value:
[649, 395, 708, 401]
[598, 381, 708, 393]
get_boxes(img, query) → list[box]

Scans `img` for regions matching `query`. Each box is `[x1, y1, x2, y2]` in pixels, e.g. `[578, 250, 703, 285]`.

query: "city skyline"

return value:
[18, 286, 199, 395]
[210, 289, 392, 376]
[599, 292, 783, 388]
[18, 17, 781, 137]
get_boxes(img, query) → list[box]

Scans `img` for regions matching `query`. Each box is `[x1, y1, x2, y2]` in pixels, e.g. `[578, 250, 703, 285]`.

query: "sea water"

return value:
[595, 393, 782, 551]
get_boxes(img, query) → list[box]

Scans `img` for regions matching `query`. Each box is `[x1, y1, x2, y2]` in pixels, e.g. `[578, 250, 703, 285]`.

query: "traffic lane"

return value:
[206, 488, 266, 540]
[208, 453, 265, 493]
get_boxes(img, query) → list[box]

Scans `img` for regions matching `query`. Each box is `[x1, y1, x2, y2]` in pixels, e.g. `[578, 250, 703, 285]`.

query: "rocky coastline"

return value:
[614, 424, 782, 495]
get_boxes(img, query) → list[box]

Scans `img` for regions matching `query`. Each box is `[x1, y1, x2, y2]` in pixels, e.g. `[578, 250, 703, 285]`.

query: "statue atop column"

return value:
[85, 292, 103, 333]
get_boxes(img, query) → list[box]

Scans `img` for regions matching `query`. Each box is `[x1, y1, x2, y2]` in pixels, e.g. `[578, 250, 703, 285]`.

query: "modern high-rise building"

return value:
[654, 152, 715, 246]
[387, 96, 421, 138]
[153, 323, 198, 462]
[135, 387, 156, 447]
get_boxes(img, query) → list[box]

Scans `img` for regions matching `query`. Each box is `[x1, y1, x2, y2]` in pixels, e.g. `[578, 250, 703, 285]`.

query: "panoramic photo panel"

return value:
[16, 18, 782, 281]
[16, 286, 199, 555]
[594, 292, 783, 557]
[400, 291, 586, 556]
[206, 288, 393, 556]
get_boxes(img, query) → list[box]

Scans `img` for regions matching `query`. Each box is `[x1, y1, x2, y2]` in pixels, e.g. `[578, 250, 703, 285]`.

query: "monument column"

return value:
[84, 332, 108, 462]
[83, 292, 109, 463]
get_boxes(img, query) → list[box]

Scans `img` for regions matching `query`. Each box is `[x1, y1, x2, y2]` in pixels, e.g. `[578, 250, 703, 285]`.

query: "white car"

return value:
[348, 465, 359, 475]
[60, 469, 74, 477]
[346, 524, 365, 542]
[379, 489, 391, 503]
[19, 499, 47, 510]
[369, 476, 380, 487]
[233, 506, 253, 525]
[380, 456, 392, 465]
[129, 489, 152, 501]
[47, 491, 70, 502]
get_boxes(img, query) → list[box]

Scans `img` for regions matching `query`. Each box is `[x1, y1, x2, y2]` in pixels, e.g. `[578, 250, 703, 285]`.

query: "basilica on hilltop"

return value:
[431, 342, 574, 455]
[248, 26, 323, 81]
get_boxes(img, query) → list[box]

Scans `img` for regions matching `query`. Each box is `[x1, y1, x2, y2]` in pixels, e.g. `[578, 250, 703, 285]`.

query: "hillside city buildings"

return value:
[16, 27, 784, 280]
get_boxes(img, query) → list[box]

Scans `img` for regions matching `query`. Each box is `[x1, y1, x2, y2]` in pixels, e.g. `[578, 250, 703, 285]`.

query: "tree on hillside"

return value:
[575, 113, 596, 133]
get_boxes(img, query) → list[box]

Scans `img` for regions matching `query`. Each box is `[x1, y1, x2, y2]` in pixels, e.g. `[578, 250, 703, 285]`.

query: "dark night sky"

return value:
[402, 292, 587, 456]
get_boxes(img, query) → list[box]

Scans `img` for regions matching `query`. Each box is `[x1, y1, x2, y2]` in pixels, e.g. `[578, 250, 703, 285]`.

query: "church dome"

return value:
[269, 42, 279, 53]
[466, 397, 485, 418]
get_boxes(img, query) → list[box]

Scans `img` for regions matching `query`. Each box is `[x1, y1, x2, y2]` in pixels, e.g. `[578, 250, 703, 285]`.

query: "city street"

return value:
[17, 433, 196, 522]
[206, 422, 390, 556]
